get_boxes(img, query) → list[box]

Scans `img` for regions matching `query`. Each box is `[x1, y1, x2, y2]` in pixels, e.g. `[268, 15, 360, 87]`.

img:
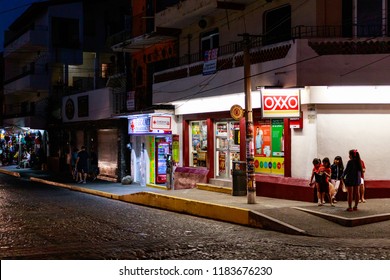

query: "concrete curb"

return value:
[30, 177, 121, 200]
[120, 192, 308, 235]
[25, 175, 307, 235]
[293, 207, 390, 227]
[0, 168, 21, 177]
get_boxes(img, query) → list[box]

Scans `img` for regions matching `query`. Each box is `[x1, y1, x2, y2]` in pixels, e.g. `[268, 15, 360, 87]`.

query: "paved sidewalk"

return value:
[1, 166, 390, 238]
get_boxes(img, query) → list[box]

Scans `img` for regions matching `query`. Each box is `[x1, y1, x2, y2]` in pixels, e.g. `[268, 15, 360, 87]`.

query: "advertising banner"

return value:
[271, 119, 284, 157]
[255, 121, 271, 157]
[203, 48, 218, 75]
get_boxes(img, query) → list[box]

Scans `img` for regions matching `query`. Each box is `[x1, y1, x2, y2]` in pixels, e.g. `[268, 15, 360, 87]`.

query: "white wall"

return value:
[291, 104, 318, 180]
[292, 86, 390, 180]
[316, 106, 389, 180]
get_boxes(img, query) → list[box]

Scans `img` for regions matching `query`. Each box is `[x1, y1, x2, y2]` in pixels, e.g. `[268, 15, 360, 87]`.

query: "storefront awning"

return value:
[1, 125, 29, 134]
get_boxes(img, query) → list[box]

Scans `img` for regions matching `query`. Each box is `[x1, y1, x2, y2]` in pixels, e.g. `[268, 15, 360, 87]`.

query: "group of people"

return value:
[67, 145, 98, 184]
[310, 149, 366, 211]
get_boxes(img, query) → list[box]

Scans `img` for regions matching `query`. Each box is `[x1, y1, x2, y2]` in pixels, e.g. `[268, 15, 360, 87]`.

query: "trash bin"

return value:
[232, 161, 247, 196]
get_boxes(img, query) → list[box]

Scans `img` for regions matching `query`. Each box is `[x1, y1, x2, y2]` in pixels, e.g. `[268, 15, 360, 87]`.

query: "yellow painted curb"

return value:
[146, 183, 168, 190]
[120, 191, 250, 226]
[0, 168, 21, 177]
[28, 176, 307, 235]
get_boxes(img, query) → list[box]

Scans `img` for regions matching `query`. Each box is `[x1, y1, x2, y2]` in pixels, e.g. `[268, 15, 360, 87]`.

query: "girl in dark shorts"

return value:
[316, 157, 332, 206]
[342, 149, 363, 211]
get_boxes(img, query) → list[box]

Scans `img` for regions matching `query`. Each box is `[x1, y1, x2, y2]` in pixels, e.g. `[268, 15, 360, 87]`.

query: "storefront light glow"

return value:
[174, 92, 261, 115]
[310, 86, 390, 104]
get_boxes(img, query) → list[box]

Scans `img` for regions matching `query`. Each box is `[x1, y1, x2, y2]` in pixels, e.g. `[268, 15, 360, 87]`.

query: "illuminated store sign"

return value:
[129, 116, 172, 134]
[150, 116, 171, 130]
[129, 117, 150, 134]
[261, 90, 301, 118]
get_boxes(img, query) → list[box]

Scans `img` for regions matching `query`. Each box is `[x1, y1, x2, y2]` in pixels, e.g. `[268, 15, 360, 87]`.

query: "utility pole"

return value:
[241, 33, 256, 204]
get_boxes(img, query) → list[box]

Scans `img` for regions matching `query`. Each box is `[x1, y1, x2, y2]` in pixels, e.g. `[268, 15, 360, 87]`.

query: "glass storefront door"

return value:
[189, 120, 208, 167]
[215, 121, 240, 179]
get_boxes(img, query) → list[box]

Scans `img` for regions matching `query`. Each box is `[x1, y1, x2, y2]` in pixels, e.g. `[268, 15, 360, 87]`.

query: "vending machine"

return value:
[156, 141, 170, 184]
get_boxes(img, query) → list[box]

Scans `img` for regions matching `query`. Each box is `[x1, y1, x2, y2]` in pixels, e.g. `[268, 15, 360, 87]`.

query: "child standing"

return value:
[309, 158, 324, 206]
[330, 156, 344, 204]
[318, 157, 333, 206]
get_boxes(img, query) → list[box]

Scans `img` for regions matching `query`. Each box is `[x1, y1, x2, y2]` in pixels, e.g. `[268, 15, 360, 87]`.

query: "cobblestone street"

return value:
[1, 174, 390, 260]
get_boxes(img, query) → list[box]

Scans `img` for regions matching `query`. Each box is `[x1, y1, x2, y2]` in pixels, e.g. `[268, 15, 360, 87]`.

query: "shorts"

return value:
[331, 179, 341, 191]
[318, 182, 329, 193]
[77, 165, 87, 173]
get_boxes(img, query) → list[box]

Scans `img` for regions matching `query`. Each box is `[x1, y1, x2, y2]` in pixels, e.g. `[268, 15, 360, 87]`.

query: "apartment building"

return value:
[150, 0, 390, 200]
[2, 0, 131, 180]
[112, 0, 180, 186]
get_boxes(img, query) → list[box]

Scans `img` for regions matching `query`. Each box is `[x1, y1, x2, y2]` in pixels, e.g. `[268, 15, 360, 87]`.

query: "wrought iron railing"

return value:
[156, 25, 388, 74]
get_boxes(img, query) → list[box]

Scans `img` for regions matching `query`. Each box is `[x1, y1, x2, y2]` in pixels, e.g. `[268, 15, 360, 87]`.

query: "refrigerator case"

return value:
[156, 142, 170, 184]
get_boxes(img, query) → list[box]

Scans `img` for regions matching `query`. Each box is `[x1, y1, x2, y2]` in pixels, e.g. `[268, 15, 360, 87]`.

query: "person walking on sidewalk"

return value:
[342, 149, 363, 212]
[71, 147, 79, 181]
[76, 146, 89, 184]
[330, 155, 344, 204]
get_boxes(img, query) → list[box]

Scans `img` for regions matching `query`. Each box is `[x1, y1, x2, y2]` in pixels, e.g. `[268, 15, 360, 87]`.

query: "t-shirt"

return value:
[318, 166, 331, 183]
[77, 150, 89, 168]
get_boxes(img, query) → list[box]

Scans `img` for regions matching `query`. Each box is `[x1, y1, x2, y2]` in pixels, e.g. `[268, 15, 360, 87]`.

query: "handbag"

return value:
[341, 182, 347, 192]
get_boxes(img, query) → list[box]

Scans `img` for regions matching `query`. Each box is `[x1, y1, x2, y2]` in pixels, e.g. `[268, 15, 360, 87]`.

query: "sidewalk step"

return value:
[196, 183, 232, 194]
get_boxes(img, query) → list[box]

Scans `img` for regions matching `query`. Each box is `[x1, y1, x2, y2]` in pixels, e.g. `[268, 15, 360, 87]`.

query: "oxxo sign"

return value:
[261, 90, 301, 118]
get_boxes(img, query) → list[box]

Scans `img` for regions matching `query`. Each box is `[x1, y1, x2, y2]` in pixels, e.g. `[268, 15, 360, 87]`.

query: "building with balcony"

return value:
[111, 0, 180, 186]
[2, 0, 132, 180]
[149, 0, 390, 200]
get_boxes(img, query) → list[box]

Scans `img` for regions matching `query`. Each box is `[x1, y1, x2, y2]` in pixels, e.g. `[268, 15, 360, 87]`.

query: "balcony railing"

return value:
[292, 24, 386, 39]
[2, 98, 48, 119]
[154, 24, 390, 82]
[4, 24, 48, 49]
[3, 62, 43, 85]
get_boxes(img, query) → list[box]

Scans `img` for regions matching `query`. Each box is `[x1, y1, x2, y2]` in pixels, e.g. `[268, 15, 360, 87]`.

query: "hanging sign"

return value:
[290, 116, 303, 129]
[150, 116, 172, 130]
[261, 90, 300, 118]
[203, 48, 218, 75]
[230, 104, 244, 120]
[129, 117, 151, 134]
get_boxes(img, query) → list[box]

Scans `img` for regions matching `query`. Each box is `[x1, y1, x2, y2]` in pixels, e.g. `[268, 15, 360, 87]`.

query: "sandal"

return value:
[353, 207, 358, 211]
[346, 208, 353, 212]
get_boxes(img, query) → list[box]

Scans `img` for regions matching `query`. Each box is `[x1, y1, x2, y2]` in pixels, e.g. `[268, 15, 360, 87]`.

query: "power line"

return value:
[160, 53, 321, 105]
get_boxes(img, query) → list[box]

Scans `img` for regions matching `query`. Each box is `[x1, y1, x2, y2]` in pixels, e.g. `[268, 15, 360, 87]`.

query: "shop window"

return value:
[52, 17, 80, 49]
[254, 119, 284, 175]
[190, 121, 208, 167]
[263, 4, 291, 45]
[342, 0, 385, 37]
[201, 28, 219, 53]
